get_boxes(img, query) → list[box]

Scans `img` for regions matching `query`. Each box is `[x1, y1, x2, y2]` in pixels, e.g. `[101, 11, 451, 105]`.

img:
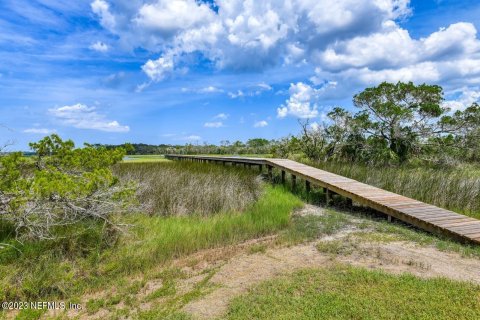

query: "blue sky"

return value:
[1, 0, 480, 150]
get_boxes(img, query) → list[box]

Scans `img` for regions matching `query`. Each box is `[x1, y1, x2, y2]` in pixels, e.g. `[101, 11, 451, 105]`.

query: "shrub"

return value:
[0, 135, 136, 240]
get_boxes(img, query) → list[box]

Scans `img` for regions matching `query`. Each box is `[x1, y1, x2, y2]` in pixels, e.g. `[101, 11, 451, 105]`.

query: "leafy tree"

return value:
[0, 135, 136, 240]
[352, 82, 446, 162]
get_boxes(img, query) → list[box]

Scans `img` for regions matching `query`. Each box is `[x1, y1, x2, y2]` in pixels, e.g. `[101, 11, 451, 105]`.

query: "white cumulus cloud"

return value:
[90, 0, 480, 102]
[49, 103, 129, 132]
[277, 82, 320, 118]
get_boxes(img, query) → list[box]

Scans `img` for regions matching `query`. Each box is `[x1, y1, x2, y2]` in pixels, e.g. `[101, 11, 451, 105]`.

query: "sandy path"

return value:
[183, 206, 480, 319]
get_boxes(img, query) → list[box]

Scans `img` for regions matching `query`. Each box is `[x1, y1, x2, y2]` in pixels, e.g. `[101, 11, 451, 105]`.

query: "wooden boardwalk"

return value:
[165, 155, 480, 244]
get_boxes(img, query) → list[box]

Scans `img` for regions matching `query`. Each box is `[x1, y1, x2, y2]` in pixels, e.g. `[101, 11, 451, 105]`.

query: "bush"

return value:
[0, 135, 136, 241]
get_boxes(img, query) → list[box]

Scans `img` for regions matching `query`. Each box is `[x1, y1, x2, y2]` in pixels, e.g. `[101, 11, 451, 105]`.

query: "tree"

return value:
[0, 135, 136, 240]
[352, 82, 447, 162]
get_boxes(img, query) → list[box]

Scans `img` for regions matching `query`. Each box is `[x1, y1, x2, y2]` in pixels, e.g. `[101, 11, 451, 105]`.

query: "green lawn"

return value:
[226, 266, 480, 320]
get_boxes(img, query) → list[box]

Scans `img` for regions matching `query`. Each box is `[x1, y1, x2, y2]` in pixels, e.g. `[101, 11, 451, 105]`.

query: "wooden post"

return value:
[326, 188, 331, 205]
[388, 215, 393, 222]
[306, 180, 311, 193]
[292, 174, 297, 189]
[281, 170, 286, 184]
[259, 164, 263, 172]
[267, 165, 273, 180]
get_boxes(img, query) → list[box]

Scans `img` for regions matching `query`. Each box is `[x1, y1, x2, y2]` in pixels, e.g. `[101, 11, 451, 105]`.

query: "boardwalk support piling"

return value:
[292, 174, 297, 190]
[281, 170, 286, 184]
[326, 189, 332, 205]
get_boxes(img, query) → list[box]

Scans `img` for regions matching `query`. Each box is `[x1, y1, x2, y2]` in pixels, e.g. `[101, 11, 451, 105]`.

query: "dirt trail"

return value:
[183, 205, 480, 320]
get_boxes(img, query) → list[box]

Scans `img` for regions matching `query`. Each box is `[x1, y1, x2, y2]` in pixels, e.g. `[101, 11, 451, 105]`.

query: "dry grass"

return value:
[305, 160, 480, 218]
[115, 161, 262, 216]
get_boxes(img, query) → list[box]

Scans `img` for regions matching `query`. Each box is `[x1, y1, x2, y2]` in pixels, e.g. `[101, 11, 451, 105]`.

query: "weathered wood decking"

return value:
[165, 154, 480, 245]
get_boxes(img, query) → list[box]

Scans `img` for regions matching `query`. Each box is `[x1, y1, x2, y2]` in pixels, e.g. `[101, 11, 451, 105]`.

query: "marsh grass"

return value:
[303, 160, 480, 218]
[226, 266, 480, 320]
[115, 161, 262, 216]
[0, 158, 302, 302]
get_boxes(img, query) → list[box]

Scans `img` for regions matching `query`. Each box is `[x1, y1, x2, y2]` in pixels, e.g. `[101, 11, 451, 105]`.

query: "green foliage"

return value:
[226, 266, 480, 320]
[275, 82, 480, 165]
[0, 134, 135, 240]
[0, 185, 302, 301]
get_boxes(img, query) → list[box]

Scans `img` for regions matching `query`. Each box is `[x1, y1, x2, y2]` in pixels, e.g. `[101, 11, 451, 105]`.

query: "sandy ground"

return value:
[182, 205, 480, 320]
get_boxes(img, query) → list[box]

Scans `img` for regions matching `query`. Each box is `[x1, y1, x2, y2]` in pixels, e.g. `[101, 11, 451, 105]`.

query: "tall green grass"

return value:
[0, 160, 302, 301]
[115, 161, 262, 215]
[302, 160, 480, 218]
[103, 185, 302, 275]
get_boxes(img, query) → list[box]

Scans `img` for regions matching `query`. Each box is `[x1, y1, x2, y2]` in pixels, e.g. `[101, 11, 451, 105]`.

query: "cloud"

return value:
[179, 86, 223, 94]
[91, 0, 480, 103]
[254, 120, 268, 128]
[277, 82, 320, 118]
[89, 41, 109, 52]
[213, 113, 229, 120]
[91, 0, 116, 30]
[204, 121, 224, 128]
[228, 90, 244, 99]
[141, 55, 174, 82]
[443, 87, 480, 111]
[134, 0, 215, 38]
[49, 103, 130, 132]
[228, 82, 273, 99]
[311, 22, 480, 95]
[199, 86, 223, 93]
[257, 82, 273, 91]
[183, 135, 201, 141]
[23, 128, 56, 134]
[91, 0, 412, 80]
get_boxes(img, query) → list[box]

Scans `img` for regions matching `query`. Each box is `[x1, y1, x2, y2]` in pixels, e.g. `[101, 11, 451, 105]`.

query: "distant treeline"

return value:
[94, 138, 274, 156]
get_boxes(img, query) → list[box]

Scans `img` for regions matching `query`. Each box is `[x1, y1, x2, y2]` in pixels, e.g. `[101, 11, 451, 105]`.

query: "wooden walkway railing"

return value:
[165, 154, 480, 245]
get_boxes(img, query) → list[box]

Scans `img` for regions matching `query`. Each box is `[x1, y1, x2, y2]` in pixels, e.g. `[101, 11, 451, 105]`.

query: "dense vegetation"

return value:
[0, 135, 134, 241]
[115, 161, 262, 216]
[0, 159, 301, 302]
[275, 82, 480, 165]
